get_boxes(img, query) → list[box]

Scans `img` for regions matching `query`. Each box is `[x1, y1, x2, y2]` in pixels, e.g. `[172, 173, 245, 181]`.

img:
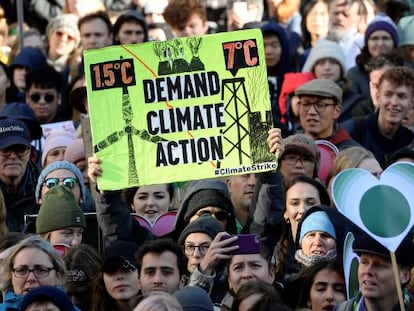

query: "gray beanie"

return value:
[178, 216, 223, 246]
[173, 286, 214, 311]
[36, 161, 86, 203]
[302, 39, 346, 76]
[46, 14, 80, 46]
[36, 185, 86, 234]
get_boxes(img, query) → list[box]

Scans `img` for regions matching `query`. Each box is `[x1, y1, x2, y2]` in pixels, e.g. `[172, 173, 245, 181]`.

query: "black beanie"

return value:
[178, 216, 224, 246]
[184, 189, 233, 222]
[21, 286, 75, 311]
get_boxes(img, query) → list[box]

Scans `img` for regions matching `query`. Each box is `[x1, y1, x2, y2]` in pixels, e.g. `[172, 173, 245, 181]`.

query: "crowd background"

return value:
[0, 0, 413, 310]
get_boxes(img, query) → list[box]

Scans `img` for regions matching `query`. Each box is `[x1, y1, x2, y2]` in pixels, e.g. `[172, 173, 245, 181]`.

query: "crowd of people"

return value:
[0, 0, 413, 310]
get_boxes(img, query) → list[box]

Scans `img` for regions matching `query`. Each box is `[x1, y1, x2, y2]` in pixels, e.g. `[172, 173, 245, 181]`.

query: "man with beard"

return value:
[327, 0, 365, 70]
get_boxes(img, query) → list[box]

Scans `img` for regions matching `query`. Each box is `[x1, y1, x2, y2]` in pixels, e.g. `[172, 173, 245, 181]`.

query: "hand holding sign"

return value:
[332, 162, 414, 252]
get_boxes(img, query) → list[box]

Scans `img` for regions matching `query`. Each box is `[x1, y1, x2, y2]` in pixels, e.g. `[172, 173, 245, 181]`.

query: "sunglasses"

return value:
[196, 210, 230, 221]
[29, 93, 56, 104]
[44, 177, 78, 189]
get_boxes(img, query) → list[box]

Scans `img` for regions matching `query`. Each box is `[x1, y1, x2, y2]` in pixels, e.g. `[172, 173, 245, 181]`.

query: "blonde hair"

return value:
[134, 292, 183, 311]
[0, 235, 66, 292]
[327, 146, 376, 185]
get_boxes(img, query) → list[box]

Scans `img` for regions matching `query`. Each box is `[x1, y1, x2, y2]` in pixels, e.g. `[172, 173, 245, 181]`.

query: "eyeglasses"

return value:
[12, 265, 55, 278]
[29, 93, 56, 104]
[0, 145, 30, 157]
[299, 100, 337, 113]
[43, 177, 78, 189]
[196, 210, 230, 221]
[183, 244, 211, 256]
[282, 154, 315, 167]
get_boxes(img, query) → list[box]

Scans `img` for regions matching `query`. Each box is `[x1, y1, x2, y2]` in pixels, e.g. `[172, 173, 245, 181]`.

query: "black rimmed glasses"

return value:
[43, 177, 78, 189]
[299, 99, 337, 113]
[183, 244, 211, 256]
[12, 265, 55, 278]
[282, 154, 315, 167]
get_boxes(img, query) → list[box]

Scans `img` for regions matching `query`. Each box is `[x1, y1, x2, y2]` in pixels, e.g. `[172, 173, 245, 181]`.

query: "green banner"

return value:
[84, 29, 276, 190]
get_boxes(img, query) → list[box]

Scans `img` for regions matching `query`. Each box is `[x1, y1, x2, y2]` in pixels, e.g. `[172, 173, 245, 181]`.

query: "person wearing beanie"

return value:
[46, 13, 80, 78]
[179, 216, 237, 304]
[279, 134, 320, 187]
[36, 185, 86, 247]
[222, 236, 275, 310]
[173, 286, 214, 311]
[64, 138, 89, 187]
[35, 160, 89, 209]
[113, 10, 148, 45]
[42, 128, 76, 168]
[7, 47, 47, 103]
[172, 179, 237, 241]
[302, 39, 372, 123]
[398, 15, 414, 68]
[20, 285, 75, 311]
[294, 207, 339, 268]
[178, 216, 224, 269]
[348, 14, 399, 102]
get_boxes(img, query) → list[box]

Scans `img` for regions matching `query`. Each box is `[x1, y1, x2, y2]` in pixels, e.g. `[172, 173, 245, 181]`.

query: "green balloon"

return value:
[360, 185, 410, 238]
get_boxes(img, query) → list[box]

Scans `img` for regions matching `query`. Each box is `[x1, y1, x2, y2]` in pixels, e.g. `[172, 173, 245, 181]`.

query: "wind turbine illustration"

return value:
[94, 85, 166, 185]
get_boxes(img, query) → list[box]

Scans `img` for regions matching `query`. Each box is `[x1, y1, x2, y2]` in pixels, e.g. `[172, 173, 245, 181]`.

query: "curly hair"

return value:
[163, 0, 207, 30]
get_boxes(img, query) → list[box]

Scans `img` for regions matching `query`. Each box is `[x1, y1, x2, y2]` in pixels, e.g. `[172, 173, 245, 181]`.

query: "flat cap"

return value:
[295, 79, 343, 104]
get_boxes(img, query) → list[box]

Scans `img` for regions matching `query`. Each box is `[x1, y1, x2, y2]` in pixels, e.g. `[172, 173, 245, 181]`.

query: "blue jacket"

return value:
[0, 289, 82, 311]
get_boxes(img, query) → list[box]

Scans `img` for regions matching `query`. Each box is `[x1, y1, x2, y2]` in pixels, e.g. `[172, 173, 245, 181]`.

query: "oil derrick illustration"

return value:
[221, 76, 273, 165]
[94, 86, 167, 185]
[221, 78, 251, 164]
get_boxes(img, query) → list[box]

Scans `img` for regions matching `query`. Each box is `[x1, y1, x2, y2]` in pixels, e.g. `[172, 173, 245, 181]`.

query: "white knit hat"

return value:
[302, 39, 346, 76]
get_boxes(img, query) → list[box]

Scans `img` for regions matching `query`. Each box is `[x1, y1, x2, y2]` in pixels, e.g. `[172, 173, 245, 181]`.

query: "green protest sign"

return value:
[84, 29, 276, 190]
